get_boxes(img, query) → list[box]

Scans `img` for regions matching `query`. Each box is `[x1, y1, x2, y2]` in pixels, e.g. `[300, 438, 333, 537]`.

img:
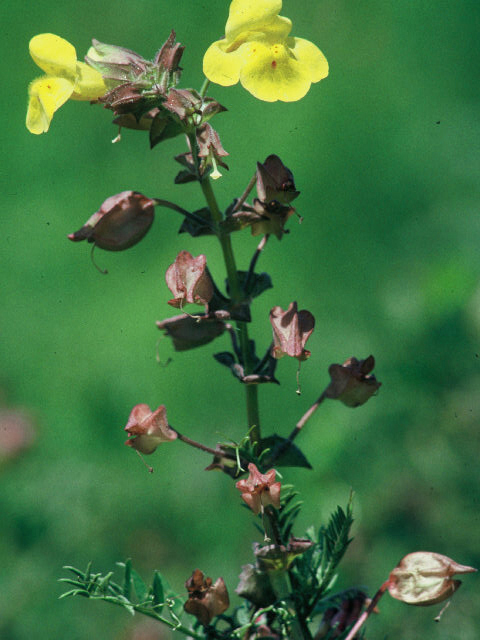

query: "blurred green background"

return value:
[1, 0, 479, 637]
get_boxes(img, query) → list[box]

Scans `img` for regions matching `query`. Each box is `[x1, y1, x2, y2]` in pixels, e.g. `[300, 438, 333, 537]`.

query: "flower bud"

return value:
[165, 251, 214, 309]
[387, 551, 477, 606]
[270, 301, 315, 361]
[325, 355, 381, 407]
[124, 404, 177, 454]
[68, 191, 155, 251]
[184, 569, 229, 626]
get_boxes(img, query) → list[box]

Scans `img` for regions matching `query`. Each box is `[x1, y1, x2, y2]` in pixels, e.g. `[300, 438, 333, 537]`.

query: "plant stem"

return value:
[245, 234, 269, 292]
[269, 391, 327, 465]
[232, 173, 256, 212]
[268, 571, 308, 640]
[88, 596, 204, 639]
[199, 77, 211, 98]
[344, 581, 389, 640]
[197, 168, 261, 449]
[175, 431, 220, 456]
[288, 390, 327, 442]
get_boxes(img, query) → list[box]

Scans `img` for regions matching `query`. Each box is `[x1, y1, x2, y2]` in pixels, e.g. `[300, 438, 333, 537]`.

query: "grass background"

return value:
[1, 0, 479, 637]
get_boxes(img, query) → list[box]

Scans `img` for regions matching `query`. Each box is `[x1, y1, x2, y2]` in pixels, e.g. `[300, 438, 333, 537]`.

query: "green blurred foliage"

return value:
[1, 0, 479, 638]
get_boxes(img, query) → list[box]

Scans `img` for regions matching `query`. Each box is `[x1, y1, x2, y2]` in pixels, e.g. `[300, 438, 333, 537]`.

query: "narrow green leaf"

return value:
[152, 571, 165, 611]
[123, 559, 132, 600]
[59, 589, 90, 599]
[58, 578, 85, 588]
[63, 566, 86, 579]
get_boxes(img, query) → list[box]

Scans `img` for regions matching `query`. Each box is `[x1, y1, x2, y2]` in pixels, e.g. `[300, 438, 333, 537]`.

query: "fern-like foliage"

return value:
[317, 496, 354, 596]
[58, 561, 202, 638]
[289, 494, 355, 623]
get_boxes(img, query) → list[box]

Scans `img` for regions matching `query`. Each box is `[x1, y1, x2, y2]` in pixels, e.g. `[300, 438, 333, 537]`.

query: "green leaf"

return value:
[111, 595, 135, 616]
[121, 559, 132, 600]
[131, 568, 148, 602]
[213, 352, 245, 381]
[58, 578, 85, 588]
[150, 114, 184, 149]
[63, 566, 86, 579]
[234, 271, 273, 299]
[317, 499, 354, 595]
[178, 207, 215, 237]
[152, 571, 165, 611]
[261, 435, 312, 469]
[174, 169, 197, 185]
[59, 589, 90, 599]
[235, 604, 251, 626]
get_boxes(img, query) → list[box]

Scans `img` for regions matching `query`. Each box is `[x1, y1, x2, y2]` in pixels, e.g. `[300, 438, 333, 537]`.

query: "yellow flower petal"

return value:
[26, 76, 74, 134]
[71, 62, 106, 100]
[239, 42, 311, 102]
[29, 33, 77, 79]
[226, 0, 282, 40]
[288, 37, 328, 83]
[203, 39, 243, 86]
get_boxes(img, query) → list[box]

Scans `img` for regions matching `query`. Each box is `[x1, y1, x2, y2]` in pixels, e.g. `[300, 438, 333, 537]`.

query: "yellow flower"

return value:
[26, 33, 106, 135]
[203, 0, 328, 102]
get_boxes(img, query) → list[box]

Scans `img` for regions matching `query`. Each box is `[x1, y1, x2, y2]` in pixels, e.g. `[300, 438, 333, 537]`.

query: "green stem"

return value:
[88, 596, 204, 639]
[195, 162, 261, 448]
[268, 572, 308, 640]
[199, 77, 211, 98]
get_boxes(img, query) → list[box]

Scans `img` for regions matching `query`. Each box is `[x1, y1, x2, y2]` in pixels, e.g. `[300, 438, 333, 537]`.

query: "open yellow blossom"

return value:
[203, 0, 328, 102]
[26, 33, 106, 135]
